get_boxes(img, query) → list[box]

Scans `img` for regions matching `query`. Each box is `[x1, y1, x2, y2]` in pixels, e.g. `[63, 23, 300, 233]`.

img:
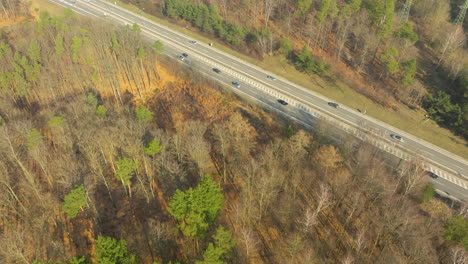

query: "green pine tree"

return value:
[27, 128, 43, 151]
[95, 236, 136, 264]
[86, 92, 98, 107]
[196, 227, 235, 264]
[48, 116, 67, 128]
[144, 138, 164, 157]
[96, 105, 107, 116]
[168, 175, 224, 238]
[115, 158, 138, 186]
[400, 59, 417, 86]
[69, 256, 90, 264]
[420, 183, 435, 203]
[135, 105, 154, 122]
[152, 40, 164, 53]
[62, 185, 87, 218]
[444, 216, 468, 248]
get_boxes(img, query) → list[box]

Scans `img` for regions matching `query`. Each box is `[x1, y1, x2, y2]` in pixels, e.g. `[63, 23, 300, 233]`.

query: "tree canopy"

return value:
[168, 175, 224, 238]
[95, 236, 136, 264]
[62, 185, 87, 218]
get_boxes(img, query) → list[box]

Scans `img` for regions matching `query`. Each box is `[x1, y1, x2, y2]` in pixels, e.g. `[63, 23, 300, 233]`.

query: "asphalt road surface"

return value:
[48, 0, 468, 201]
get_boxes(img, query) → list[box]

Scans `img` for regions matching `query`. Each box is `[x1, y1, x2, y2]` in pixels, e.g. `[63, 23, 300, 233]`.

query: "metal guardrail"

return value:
[79, 0, 468, 192]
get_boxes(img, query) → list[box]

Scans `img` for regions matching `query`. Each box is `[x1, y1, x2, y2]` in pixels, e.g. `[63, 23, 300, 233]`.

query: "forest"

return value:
[122, 0, 468, 140]
[0, 1, 467, 264]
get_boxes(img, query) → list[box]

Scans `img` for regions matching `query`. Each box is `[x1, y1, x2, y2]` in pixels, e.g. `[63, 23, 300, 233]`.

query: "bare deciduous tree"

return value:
[450, 246, 468, 264]
[240, 227, 259, 260]
[315, 183, 333, 214]
[297, 207, 318, 233]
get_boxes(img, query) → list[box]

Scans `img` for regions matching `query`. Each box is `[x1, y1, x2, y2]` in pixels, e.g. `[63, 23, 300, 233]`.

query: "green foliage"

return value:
[341, 0, 362, 16]
[168, 175, 224, 238]
[152, 40, 164, 53]
[212, 226, 235, 255]
[135, 105, 154, 122]
[287, 125, 294, 139]
[32, 261, 56, 264]
[296, 0, 314, 17]
[380, 47, 399, 74]
[111, 34, 121, 52]
[395, 22, 418, 44]
[27, 128, 43, 151]
[86, 92, 98, 107]
[444, 216, 468, 248]
[63, 8, 75, 19]
[115, 158, 138, 186]
[364, 0, 395, 37]
[196, 227, 235, 264]
[277, 38, 292, 55]
[245, 32, 258, 44]
[136, 47, 146, 59]
[420, 183, 435, 203]
[96, 105, 107, 116]
[37, 11, 52, 32]
[132, 23, 141, 33]
[316, 0, 338, 25]
[48, 116, 67, 127]
[163, 0, 247, 45]
[69, 256, 90, 264]
[294, 45, 329, 75]
[28, 41, 42, 64]
[95, 236, 136, 264]
[62, 185, 87, 218]
[144, 138, 163, 157]
[400, 59, 417, 86]
[424, 91, 463, 130]
[0, 115, 4, 126]
[71, 36, 83, 62]
[55, 35, 65, 55]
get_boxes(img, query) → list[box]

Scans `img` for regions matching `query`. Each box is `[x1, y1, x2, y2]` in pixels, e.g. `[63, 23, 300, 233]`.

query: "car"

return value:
[277, 99, 288, 105]
[390, 134, 404, 142]
[428, 172, 439, 179]
[182, 53, 189, 57]
[190, 40, 197, 44]
[328, 102, 339, 108]
[232, 81, 240, 88]
[178, 55, 185, 61]
[208, 43, 213, 46]
[213, 68, 221, 73]
[267, 75, 277, 81]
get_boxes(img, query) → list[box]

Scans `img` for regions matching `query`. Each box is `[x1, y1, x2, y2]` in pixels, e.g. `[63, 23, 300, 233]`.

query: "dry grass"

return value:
[38, 0, 468, 159]
[30, 0, 66, 17]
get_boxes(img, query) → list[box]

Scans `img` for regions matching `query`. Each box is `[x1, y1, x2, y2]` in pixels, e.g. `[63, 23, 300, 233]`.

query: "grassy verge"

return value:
[30, 0, 66, 17]
[36, 0, 468, 159]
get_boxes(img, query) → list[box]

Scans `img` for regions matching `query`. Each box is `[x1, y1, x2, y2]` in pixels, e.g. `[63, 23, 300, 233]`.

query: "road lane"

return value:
[50, 0, 468, 197]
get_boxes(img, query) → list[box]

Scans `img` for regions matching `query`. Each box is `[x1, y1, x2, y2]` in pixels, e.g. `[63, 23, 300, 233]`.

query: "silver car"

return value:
[390, 134, 404, 142]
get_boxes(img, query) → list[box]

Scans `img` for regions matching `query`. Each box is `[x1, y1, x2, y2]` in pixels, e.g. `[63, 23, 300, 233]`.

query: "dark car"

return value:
[277, 99, 288, 105]
[390, 134, 404, 142]
[190, 40, 197, 44]
[232, 81, 240, 88]
[428, 172, 439, 179]
[213, 68, 221, 73]
[267, 75, 277, 81]
[182, 53, 189, 57]
[328, 102, 339, 108]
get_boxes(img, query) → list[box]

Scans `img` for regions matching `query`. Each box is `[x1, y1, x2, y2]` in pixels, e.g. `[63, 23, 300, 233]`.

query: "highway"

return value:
[48, 0, 468, 201]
